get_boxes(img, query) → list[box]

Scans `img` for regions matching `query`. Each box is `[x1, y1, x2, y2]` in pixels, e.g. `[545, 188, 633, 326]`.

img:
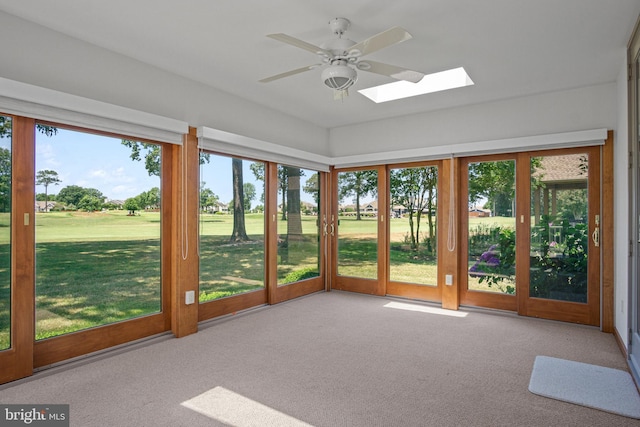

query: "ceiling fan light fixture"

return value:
[321, 64, 357, 91]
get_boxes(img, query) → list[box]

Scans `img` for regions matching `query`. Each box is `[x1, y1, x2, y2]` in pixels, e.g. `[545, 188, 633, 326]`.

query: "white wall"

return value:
[616, 55, 631, 348]
[0, 11, 329, 156]
[329, 83, 617, 157]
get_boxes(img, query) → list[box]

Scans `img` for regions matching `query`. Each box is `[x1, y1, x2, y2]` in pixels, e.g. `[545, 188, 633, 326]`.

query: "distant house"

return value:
[105, 199, 125, 209]
[35, 201, 57, 212]
[469, 207, 491, 217]
[361, 201, 378, 216]
[213, 202, 229, 213]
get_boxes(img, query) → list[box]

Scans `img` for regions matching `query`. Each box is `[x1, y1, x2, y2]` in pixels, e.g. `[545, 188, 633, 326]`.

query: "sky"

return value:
[33, 128, 316, 206]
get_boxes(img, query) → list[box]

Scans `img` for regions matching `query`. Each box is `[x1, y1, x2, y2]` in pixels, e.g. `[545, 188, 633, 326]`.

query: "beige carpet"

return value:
[0, 291, 636, 426]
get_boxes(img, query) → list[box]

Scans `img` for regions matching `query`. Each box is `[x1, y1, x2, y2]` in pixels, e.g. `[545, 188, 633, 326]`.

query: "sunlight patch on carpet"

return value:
[181, 386, 313, 426]
[383, 301, 468, 317]
[529, 355, 640, 419]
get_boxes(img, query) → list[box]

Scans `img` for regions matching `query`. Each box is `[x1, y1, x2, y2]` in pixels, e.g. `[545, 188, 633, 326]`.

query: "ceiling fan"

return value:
[259, 18, 425, 99]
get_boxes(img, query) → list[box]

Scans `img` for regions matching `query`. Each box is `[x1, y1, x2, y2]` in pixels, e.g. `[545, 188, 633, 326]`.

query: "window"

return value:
[530, 154, 589, 303]
[35, 127, 162, 340]
[466, 159, 516, 295]
[277, 166, 320, 285]
[336, 169, 379, 279]
[199, 154, 265, 301]
[389, 165, 438, 285]
[0, 115, 10, 350]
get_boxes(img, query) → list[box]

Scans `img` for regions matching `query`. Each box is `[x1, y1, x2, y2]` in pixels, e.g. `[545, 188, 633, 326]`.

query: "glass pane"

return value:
[0, 115, 11, 350]
[277, 166, 320, 285]
[530, 154, 588, 303]
[389, 165, 438, 285]
[199, 155, 265, 302]
[467, 160, 516, 294]
[35, 128, 162, 340]
[337, 170, 378, 279]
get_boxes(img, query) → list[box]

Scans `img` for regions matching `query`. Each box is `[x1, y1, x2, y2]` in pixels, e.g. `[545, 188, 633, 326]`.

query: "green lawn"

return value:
[0, 211, 519, 349]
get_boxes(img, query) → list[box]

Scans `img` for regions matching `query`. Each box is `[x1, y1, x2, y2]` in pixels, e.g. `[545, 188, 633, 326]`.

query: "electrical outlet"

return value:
[445, 274, 453, 286]
[185, 290, 195, 305]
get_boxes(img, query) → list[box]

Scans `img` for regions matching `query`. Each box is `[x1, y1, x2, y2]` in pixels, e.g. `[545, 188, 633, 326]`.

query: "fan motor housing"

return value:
[321, 63, 357, 91]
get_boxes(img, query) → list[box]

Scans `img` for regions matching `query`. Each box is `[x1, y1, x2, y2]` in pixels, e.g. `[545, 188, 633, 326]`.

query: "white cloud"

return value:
[36, 142, 61, 168]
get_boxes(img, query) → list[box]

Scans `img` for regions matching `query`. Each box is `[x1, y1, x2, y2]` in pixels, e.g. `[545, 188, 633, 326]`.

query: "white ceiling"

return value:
[0, 0, 638, 129]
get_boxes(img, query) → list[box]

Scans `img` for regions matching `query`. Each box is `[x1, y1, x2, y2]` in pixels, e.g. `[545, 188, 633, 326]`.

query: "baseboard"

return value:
[614, 326, 629, 359]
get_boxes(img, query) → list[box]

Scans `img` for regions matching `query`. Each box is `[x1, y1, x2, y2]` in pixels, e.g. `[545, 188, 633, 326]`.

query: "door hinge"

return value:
[629, 63, 634, 81]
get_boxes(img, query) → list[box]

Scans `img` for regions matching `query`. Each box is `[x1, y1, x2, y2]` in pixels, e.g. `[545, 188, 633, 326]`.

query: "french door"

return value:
[519, 148, 601, 325]
[460, 148, 602, 325]
[331, 166, 386, 295]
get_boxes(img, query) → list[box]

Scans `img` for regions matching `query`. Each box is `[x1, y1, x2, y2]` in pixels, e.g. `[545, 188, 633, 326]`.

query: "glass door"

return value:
[271, 165, 324, 303]
[460, 156, 517, 311]
[521, 148, 600, 325]
[386, 162, 441, 301]
[332, 167, 386, 295]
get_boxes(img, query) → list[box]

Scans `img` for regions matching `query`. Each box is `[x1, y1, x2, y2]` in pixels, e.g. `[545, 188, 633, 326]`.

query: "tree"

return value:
[57, 185, 104, 209]
[0, 116, 58, 139]
[199, 185, 219, 212]
[230, 158, 249, 242]
[468, 160, 515, 217]
[77, 195, 102, 212]
[136, 187, 160, 210]
[243, 182, 256, 212]
[250, 163, 289, 219]
[121, 140, 161, 176]
[286, 167, 303, 240]
[0, 120, 57, 212]
[0, 148, 11, 212]
[36, 170, 62, 212]
[390, 166, 438, 252]
[338, 170, 378, 220]
[302, 172, 320, 208]
[36, 193, 56, 202]
[123, 198, 140, 215]
[122, 140, 210, 176]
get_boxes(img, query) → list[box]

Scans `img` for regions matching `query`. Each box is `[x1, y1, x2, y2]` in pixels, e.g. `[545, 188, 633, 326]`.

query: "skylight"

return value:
[358, 67, 474, 103]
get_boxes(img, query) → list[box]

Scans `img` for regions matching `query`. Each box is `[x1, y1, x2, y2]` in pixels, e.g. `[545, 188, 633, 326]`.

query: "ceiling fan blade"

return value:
[349, 27, 413, 57]
[357, 60, 424, 83]
[259, 65, 318, 83]
[266, 33, 331, 56]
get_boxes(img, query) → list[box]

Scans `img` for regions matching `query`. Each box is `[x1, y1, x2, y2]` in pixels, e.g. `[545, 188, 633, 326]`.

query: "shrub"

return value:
[283, 267, 318, 283]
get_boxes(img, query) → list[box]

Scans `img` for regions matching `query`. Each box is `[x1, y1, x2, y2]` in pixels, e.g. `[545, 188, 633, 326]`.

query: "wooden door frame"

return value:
[456, 141, 612, 328]
[459, 153, 518, 311]
[518, 144, 605, 327]
[268, 165, 327, 304]
[331, 165, 387, 296]
[385, 160, 443, 303]
[0, 116, 35, 383]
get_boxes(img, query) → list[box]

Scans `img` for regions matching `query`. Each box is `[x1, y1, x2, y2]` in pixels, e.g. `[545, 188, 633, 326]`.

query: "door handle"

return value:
[592, 227, 599, 247]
